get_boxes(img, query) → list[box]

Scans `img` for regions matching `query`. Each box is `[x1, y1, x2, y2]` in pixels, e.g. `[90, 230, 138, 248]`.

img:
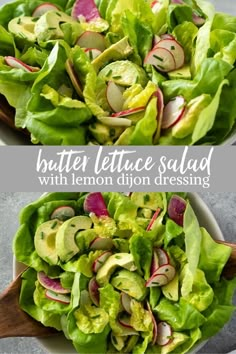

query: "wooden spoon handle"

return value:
[217, 240, 236, 279]
[0, 274, 57, 338]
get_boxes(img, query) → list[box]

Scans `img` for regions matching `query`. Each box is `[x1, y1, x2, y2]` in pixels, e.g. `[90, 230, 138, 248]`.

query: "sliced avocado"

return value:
[111, 269, 147, 300]
[98, 60, 148, 87]
[89, 122, 123, 145]
[168, 65, 192, 80]
[34, 219, 62, 265]
[172, 93, 212, 139]
[96, 253, 136, 286]
[131, 192, 163, 211]
[92, 37, 133, 72]
[8, 16, 36, 46]
[56, 216, 92, 262]
[162, 273, 179, 302]
[34, 11, 80, 43]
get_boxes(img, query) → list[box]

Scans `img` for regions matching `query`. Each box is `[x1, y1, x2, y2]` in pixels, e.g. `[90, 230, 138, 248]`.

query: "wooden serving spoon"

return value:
[0, 240, 236, 339]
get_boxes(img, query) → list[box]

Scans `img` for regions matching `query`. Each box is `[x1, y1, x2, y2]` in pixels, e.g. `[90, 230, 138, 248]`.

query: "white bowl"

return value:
[13, 192, 224, 354]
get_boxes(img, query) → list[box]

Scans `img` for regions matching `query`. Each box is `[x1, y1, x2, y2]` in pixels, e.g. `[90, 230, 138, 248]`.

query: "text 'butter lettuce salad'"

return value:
[13, 192, 236, 353]
[0, 0, 236, 145]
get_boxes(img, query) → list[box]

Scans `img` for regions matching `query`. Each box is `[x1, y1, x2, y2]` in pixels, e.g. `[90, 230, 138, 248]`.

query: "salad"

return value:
[13, 192, 236, 354]
[0, 0, 236, 145]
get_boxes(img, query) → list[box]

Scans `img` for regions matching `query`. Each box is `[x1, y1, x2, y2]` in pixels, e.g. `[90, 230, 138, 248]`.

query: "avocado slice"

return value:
[98, 60, 148, 87]
[92, 37, 133, 72]
[111, 269, 147, 301]
[56, 216, 92, 262]
[168, 65, 192, 80]
[131, 192, 163, 211]
[96, 253, 136, 286]
[8, 16, 37, 46]
[89, 122, 124, 145]
[162, 273, 179, 302]
[34, 219, 62, 265]
[34, 11, 80, 43]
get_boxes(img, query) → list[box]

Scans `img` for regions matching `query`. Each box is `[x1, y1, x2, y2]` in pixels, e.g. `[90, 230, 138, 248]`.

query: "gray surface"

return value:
[0, 192, 236, 354]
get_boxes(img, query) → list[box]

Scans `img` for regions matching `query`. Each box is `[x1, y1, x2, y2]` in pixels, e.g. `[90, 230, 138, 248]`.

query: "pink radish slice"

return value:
[106, 81, 125, 113]
[156, 248, 169, 266]
[77, 31, 106, 52]
[90, 237, 113, 250]
[111, 106, 145, 118]
[45, 290, 70, 304]
[92, 251, 112, 273]
[168, 194, 187, 226]
[161, 96, 186, 129]
[150, 250, 159, 275]
[85, 48, 102, 60]
[88, 277, 100, 306]
[155, 39, 185, 69]
[146, 273, 169, 287]
[38, 272, 70, 294]
[84, 192, 109, 217]
[121, 292, 132, 314]
[192, 13, 205, 26]
[51, 206, 75, 221]
[118, 315, 133, 329]
[156, 322, 172, 346]
[65, 59, 83, 98]
[147, 302, 158, 345]
[151, 0, 161, 14]
[72, 0, 101, 22]
[5, 56, 35, 72]
[161, 34, 175, 40]
[32, 3, 59, 17]
[154, 264, 176, 282]
[144, 47, 176, 72]
[171, 0, 184, 3]
[146, 207, 161, 231]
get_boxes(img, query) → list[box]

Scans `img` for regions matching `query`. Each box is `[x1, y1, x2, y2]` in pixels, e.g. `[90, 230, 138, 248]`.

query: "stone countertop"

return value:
[0, 192, 235, 354]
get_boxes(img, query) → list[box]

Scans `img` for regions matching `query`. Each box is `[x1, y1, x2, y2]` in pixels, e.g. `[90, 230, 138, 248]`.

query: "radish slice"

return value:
[156, 248, 169, 266]
[72, 0, 101, 22]
[51, 206, 75, 221]
[88, 277, 100, 306]
[146, 208, 161, 231]
[65, 59, 83, 98]
[4, 56, 38, 72]
[144, 47, 176, 72]
[90, 237, 113, 250]
[161, 34, 175, 40]
[84, 192, 109, 217]
[77, 31, 106, 51]
[153, 34, 161, 47]
[192, 13, 205, 26]
[146, 273, 169, 287]
[121, 292, 132, 314]
[150, 250, 159, 275]
[171, 0, 184, 3]
[38, 272, 70, 294]
[156, 322, 172, 346]
[32, 3, 59, 17]
[147, 302, 158, 345]
[106, 81, 125, 113]
[99, 116, 132, 127]
[153, 88, 164, 143]
[45, 290, 70, 304]
[151, 0, 162, 14]
[85, 48, 102, 61]
[154, 264, 176, 282]
[161, 96, 186, 129]
[118, 315, 133, 329]
[168, 195, 187, 226]
[92, 251, 112, 273]
[154, 39, 185, 69]
[111, 106, 145, 118]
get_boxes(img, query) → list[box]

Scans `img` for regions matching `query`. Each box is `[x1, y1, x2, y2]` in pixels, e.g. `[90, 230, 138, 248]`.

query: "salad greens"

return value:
[13, 192, 236, 353]
[0, 0, 236, 145]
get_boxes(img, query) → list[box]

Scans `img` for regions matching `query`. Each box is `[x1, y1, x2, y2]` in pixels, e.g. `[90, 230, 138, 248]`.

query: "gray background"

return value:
[0, 192, 236, 354]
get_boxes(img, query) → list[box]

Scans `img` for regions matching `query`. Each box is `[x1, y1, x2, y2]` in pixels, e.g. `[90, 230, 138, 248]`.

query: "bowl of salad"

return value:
[0, 0, 236, 145]
[13, 192, 236, 354]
